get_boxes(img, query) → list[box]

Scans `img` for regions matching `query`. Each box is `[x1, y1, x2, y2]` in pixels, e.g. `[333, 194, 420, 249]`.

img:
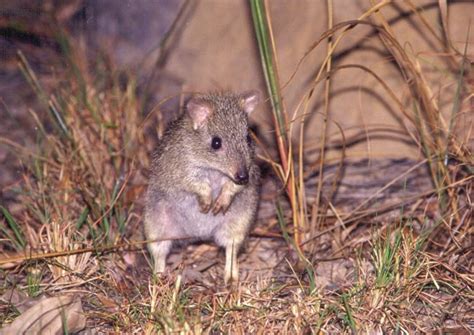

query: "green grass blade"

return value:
[0, 206, 26, 249]
[444, 22, 470, 166]
[341, 293, 357, 333]
[249, 0, 286, 142]
[76, 207, 90, 230]
[17, 51, 70, 138]
[276, 202, 292, 247]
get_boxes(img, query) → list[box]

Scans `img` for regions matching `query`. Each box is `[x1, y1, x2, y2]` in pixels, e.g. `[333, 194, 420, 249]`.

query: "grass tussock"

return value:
[1, 37, 150, 324]
[0, 1, 473, 333]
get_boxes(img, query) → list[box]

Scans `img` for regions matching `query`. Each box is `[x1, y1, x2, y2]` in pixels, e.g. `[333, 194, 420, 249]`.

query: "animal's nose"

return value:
[234, 168, 249, 185]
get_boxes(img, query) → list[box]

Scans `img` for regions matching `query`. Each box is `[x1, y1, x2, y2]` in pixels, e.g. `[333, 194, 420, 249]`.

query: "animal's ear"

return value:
[187, 97, 213, 130]
[240, 90, 260, 115]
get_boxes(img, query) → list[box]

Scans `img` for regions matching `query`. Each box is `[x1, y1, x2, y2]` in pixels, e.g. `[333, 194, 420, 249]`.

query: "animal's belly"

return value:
[173, 192, 228, 239]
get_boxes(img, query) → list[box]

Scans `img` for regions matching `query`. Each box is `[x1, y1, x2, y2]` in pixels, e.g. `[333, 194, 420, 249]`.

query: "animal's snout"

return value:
[234, 167, 249, 185]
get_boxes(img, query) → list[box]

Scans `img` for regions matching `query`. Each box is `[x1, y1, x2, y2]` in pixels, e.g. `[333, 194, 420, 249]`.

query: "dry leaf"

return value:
[96, 294, 119, 313]
[0, 288, 33, 313]
[0, 295, 86, 335]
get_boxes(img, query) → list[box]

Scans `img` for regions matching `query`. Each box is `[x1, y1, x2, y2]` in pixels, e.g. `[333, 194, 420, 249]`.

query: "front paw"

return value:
[198, 194, 212, 213]
[211, 192, 232, 215]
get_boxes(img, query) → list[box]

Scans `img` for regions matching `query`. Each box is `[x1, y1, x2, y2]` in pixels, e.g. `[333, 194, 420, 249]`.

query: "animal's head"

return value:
[186, 91, 260, 185]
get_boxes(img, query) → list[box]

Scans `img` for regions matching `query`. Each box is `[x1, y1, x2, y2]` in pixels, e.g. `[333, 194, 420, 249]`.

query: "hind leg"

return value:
[224, 240, 240, 284]
[215, 219, 248, 285]
[148, 239, 172, 273]
[144, 200, 175, 274]
[215, 197, 257, 284]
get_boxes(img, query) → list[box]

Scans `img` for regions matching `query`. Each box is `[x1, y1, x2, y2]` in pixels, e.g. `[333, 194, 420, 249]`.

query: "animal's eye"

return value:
[246, 133, 252, 145]
[211, 136, 222, 150]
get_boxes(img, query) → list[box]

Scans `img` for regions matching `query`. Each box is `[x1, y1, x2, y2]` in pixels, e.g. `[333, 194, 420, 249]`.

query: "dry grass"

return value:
[1, 1, 473, 333]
